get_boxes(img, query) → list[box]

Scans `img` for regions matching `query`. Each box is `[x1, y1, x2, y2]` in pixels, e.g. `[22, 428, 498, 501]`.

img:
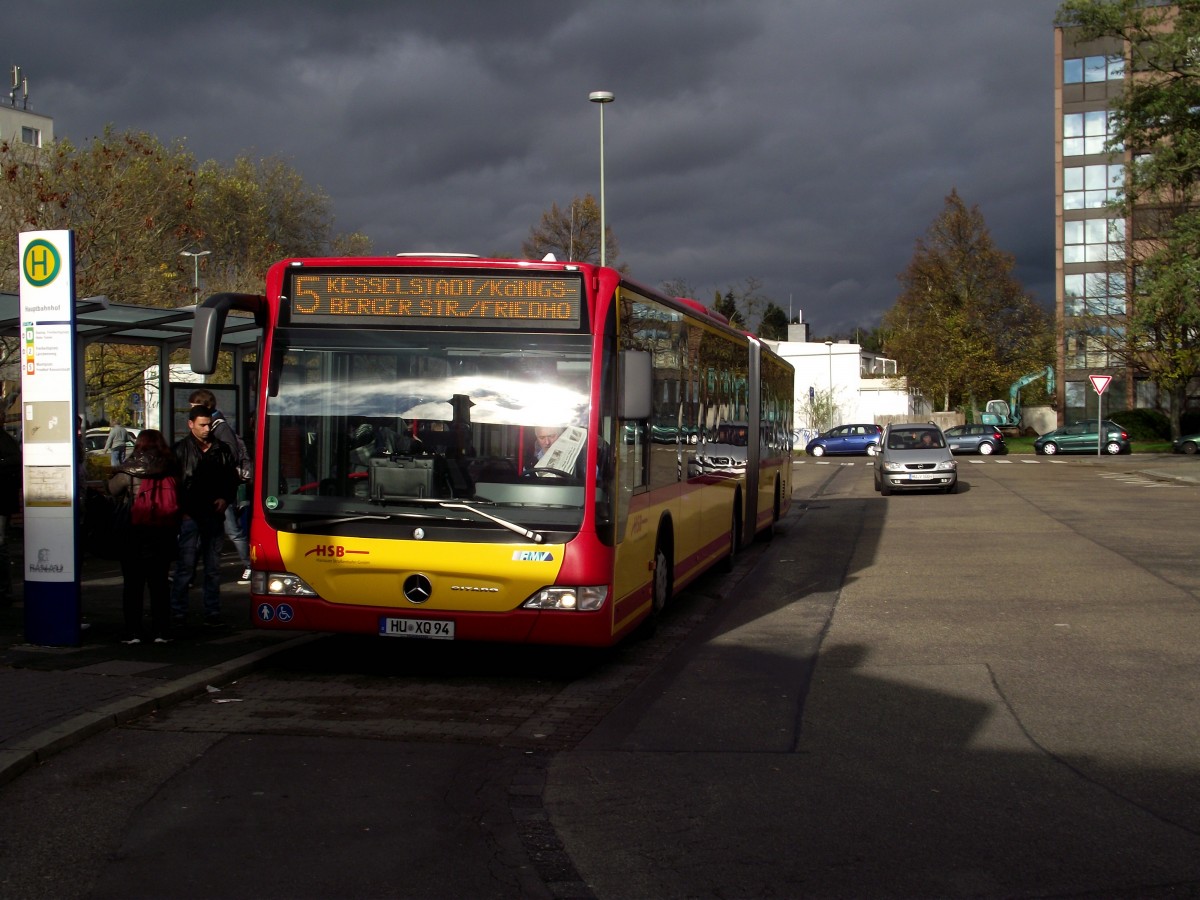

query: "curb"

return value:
[0, 632, 320, 788]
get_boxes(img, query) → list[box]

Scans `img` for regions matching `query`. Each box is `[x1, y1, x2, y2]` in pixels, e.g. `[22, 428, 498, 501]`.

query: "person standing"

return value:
[108, 430, 179, 644]
[171, 406, 239, 629]
[188, 388, 252, 585]
[104, 421, 129, 466]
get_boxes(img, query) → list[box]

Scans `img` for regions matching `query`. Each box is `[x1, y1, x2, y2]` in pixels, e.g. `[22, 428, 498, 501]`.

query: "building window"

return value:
[1063, 163, 1124, 210]
[1063, 55, 1124, 84]
[1063, 111, 1120, 156]
[1065, 327, 1122, 368]
[1064, 218, 1125, 263]
[20, 126, 40, 147]
[1064, 272, 1126, 316]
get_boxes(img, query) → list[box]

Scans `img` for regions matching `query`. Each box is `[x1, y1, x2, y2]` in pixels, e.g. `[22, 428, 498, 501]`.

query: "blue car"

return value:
[805, 424, 883, 457]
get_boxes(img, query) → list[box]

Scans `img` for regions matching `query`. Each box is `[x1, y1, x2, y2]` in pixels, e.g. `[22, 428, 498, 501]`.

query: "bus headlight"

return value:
[522, 585, 608, 611]
[253, 571, 319, 597]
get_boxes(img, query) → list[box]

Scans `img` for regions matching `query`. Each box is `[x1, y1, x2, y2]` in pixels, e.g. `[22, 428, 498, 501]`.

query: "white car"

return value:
[84, 427, 140, 458]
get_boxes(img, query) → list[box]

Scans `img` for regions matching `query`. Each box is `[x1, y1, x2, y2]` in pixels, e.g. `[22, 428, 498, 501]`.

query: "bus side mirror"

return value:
[190, 293, 266, 375]
[620, 351, 652, 420]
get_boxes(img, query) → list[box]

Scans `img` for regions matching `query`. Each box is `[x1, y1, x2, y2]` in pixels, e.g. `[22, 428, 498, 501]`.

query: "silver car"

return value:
[874, 423, 958, 495]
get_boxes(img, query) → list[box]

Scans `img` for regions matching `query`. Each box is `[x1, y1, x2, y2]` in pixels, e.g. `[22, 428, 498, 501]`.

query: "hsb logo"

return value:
[306, 544, 346, 558]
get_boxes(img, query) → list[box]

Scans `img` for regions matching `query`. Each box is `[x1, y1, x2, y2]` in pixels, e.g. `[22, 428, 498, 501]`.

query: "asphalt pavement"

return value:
[3, 454, 1197, 789]
[1, 454, 1197, 851]
[0, 549, 314, 788]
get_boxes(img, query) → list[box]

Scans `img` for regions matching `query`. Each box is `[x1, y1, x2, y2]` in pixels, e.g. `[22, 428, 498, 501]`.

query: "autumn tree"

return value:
[882, 190, 1052, 413]
[521, 194, 618, 265]
[192, 154, 341, 296]
[1056, 0, 1200, 438]
[0, 128, 367, 423]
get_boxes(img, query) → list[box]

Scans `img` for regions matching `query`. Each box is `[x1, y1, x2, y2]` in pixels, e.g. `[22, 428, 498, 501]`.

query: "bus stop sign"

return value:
[1089, 374, 1112, 395]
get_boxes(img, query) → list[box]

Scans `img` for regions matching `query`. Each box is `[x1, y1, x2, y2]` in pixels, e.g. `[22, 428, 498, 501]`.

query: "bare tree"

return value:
[521, 194, 618, 265]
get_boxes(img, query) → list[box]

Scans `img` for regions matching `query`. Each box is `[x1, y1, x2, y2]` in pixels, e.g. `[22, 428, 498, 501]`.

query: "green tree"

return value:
[712, 290, 746, 328]
[758, 302, 789, 340]
[882, 190, 1052, 413]
[521, 194, 618, 266]
[720, 277, 771, 332]
[1056, 0, 1200, 438]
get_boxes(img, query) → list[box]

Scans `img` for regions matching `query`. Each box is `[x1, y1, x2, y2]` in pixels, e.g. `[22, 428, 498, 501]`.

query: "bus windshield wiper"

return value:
[295, 513, 397, 529]
[437, 501, 545, 543]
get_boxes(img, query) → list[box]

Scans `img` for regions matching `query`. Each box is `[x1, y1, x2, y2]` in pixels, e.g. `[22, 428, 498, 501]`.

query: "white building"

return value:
[767, 325, 929, 438]
[0, 68, 52, 154]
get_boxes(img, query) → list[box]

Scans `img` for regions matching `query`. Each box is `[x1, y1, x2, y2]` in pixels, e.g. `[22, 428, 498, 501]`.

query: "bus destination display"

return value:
[289, 272, 582, 330]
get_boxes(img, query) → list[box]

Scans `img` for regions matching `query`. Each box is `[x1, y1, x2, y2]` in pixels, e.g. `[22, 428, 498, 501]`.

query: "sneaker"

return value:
[153, 636, 171, 644]
[121, 637, 142, 645]
[239, 567, 252, 585]
[203, 615, 223, 628]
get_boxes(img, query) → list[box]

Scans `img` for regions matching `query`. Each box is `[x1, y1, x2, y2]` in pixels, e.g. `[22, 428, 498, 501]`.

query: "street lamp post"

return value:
[180, 249, 211, 299]
[825, 340, 834, 431]
[588, 91, 614, 267]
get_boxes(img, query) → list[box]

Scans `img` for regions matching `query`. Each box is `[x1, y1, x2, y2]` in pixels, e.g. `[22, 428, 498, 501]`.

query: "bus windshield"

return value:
[261, 329, 604, 536]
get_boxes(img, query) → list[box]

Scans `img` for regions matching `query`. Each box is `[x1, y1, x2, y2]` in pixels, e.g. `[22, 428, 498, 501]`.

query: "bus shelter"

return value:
[0, 291, 258, 440]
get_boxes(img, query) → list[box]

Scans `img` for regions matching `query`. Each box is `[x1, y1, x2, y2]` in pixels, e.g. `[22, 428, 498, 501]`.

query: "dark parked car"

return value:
[806, 423, 883, 457]
[874, 423, 957, 495]
[1173, 432, 1200, 455]
[1034, 420, 1130, 456]
[943, 424, 1007, 456]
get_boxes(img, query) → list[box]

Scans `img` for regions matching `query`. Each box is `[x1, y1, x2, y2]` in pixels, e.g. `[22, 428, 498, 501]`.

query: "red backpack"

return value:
[131, 474, 181, 528]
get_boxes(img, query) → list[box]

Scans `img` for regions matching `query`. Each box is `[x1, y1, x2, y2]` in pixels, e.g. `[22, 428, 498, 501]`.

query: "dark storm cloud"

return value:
[9, 0, 1060, 334]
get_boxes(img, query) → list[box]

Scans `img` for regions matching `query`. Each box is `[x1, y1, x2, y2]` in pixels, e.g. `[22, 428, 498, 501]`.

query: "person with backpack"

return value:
[171, 406, 239, 629]
[108, 430, 180, 644]
[189, 388, 252, 585]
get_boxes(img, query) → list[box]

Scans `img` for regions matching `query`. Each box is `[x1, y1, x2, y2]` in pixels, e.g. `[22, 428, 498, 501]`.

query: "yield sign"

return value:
[1089, 374, 1112, 395]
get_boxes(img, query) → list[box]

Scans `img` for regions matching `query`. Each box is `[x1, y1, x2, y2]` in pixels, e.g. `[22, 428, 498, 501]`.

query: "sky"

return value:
[9, 0, 1063, 336]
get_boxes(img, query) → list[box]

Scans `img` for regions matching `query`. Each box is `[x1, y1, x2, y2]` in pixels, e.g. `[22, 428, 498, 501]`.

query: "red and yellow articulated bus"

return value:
[191, 255, 793, 646]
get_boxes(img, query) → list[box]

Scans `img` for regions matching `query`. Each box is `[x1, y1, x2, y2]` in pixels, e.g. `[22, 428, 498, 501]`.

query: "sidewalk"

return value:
[0, 549, 314, 787]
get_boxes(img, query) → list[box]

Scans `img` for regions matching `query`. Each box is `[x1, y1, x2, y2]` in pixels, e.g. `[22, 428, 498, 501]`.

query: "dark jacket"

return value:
[108, 448, 173, 500]
[0, 429, 20, 517]
[107, 449, 179, 558]
[172, 434, 238, 522]
[210, 407, 251, 482]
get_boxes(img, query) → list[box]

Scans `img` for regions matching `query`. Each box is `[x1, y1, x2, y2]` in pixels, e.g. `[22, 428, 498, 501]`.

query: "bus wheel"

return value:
[719, 505, 741, 573]
[652, 541, 672, 616]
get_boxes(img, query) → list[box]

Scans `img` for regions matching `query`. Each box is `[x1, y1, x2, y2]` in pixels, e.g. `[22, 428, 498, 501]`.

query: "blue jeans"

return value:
[224, 503, 250, 568]
[171, 515, 225, 619]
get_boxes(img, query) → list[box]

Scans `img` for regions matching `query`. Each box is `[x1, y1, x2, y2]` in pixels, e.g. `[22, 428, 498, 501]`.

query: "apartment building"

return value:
[1054, 28, 1130, 422]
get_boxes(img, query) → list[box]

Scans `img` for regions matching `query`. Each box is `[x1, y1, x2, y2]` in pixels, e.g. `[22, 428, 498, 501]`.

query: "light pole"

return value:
[825, 340, 834, 430]
[588, 90, 614, 267]
[180, 249, 211, 299]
